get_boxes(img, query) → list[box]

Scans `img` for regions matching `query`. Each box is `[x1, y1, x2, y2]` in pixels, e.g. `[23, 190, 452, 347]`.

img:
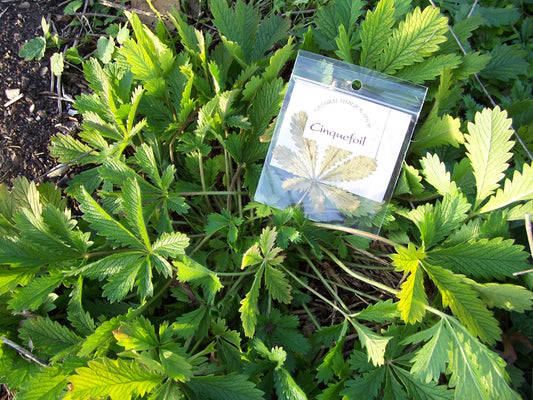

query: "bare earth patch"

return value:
[0, 0, 80, 186]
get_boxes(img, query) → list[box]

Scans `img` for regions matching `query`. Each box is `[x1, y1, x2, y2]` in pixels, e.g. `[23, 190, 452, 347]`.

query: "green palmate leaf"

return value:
[12, 177, 41, 217]
[480, 44, 529, 82]
[262, 40, 294, 82]
[19, 37, 46, 60]
[121, 38, 157, 82]
[404, 189, 470, 249]
[397, 265, 427, 324]
[14, 206, 89, 259]
[359, 0, 395, 69]
[411, 110, 463, 153]
[404, 320, 449, 383]
[77, 252, 143, 280]
[264, 264, 292, 304]
[507, 202, 533, 221]
[392, 365, 454, 400]
[317, 379, 344, 400]
[257, 311, 310, 355]
[355, 299, 400, 323]
[444, 317, 519, 400]
[170, 11, 208, 56]
[68, 278, 96, 336]
[151, 232, 189, 258]
[241, 244, 262, 269]
[99, 160, 157, 194]
[334, 25, 353, 63]
[391, 242, 426, 272]
[453, 51, 491, 81]
[0, 236, 59, 267]
[420, 153, 454, 196]
[248, 78, 285, 136]
[383, 366, 406, 398]
[341, 367, 386, 399]
[439, 15, 483, 54]
[0, 266, 36, 294]
[210, 0, 259, 63]
[159, 345, 193, 382]
[468, 5, 520, 27]
[205, 210, 234, 236]
[20, 316, 81, 357]
[82, 57, 107, 94]
[314, 0, 364, 49]
[376, 6, 449, 74]
[50, 52, 64, 77]
[471, 282, 533, 312]
[78, 315, 125, 357]
[16, 367, 69, 400]
[392, 243, 428, 324]
[67, 358, 164, 400]
[239, 268, 263, 338]
[134, 144, 162, 188]
[8, 273, 63, 312]
[317, 338, 348, 383]
[97, 36, 115, 64]
[102, 258, 146, 302]
[220, 36, 246, 67]
[122, 178, 151, 250]
[113, 316, 158, 352]
[172, 306, 209, 339]
[423, 262, 501, 345]
[479, 163, 533, 214]
[464, 107, 514, 208]
[253, 14, 290, 61]
[174, 256, 222, 303]
[395, 53, 461, 83]
[259, 226, 278, 255]
[0, 183, 14, 232]
[313, 2, 342, 48]
[77, 187, 144, 249]
[126, 86, 144, 136]
[186, 373, 264, 400]
[274, 368, 307, 400]
[352, 321, 391, 367]
[428, 238, 530, 280]
[333, 0, 365, 38]
[83, 111, 123, 141]
[396, 163, 425, 197]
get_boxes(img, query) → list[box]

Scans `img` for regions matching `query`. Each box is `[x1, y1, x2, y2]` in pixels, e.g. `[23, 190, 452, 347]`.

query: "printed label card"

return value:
[255, 51, 427, 234]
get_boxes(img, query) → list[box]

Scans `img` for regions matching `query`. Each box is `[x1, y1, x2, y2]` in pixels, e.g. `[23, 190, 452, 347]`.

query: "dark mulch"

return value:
[0, 0, 81, 186]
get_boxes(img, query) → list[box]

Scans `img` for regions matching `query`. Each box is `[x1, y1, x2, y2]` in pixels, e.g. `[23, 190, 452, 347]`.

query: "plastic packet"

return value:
[255, 50, 427, 234]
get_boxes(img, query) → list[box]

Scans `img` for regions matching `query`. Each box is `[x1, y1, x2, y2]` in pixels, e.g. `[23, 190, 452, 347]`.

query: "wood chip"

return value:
[3, 93, 23, 107]
[5, 88, 20, 100]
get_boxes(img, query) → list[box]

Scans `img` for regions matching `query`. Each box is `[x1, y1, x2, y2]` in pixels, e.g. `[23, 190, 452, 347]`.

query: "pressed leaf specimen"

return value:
[272, 111, 377, 215]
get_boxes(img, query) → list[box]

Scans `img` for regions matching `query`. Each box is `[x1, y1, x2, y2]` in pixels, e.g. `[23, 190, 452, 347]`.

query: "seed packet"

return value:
[254, 50, 427, 234]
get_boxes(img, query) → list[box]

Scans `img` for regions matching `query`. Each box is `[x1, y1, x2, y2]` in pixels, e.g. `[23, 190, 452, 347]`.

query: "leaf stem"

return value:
[85, 248, 134, 259]
[216, 270, 257, 277]
[198, 152, 214, 212]
[297, 248, 351, 313]
[320, 245, 399, 297]
[132, 278, 173, 318]
[189, 232, 215, 257]
[302, 303, 321, 330]
[279, 264, 352, 321]
[179, 191, 246, 196]
[227, 163, 244, 212]
[298, 270, 382, 302]
[311, 222, 400, 247]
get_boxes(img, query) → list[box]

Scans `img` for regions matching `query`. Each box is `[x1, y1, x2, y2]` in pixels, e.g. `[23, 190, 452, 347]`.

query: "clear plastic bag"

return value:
[255, 50, 427, 234]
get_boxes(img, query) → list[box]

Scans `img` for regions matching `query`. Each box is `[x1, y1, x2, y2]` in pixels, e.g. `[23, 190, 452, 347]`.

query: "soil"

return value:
[0, 0, 82, 186]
